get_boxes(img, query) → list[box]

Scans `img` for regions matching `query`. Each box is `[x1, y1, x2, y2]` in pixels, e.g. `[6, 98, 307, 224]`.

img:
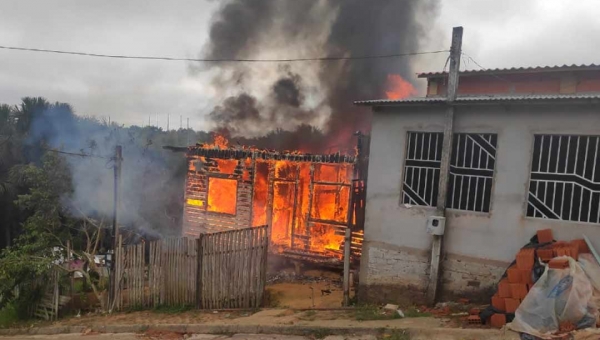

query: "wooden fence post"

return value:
[53, 269, 59, 320]
[196, 234, 204, 309]
[66, 240, 73, 312]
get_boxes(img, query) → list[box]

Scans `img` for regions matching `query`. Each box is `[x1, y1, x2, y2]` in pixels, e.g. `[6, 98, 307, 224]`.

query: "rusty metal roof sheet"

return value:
[354, 94, 600, 106]
[417, 64, 600, 78]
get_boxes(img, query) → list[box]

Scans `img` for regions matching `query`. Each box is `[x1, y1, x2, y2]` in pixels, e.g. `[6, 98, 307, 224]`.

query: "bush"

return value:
[0, 285, 43, 328]
[0, 303, 19, 328]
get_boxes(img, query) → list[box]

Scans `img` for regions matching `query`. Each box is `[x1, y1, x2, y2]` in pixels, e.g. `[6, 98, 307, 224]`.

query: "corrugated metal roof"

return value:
[418, 64, 600, 78]
[354, 94, 600, 106]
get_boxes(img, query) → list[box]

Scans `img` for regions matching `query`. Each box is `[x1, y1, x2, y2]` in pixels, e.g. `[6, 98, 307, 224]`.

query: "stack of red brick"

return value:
[488, 229, 591, 328]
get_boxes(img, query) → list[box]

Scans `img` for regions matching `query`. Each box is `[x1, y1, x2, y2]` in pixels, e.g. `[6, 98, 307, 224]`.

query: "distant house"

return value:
[355, 64, 600, 304]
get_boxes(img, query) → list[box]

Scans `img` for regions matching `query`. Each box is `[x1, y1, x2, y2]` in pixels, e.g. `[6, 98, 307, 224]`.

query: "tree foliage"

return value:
[0, 152, 70, 304]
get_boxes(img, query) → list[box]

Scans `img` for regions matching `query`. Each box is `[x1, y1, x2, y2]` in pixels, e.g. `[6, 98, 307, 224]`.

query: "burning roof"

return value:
[165, 144, 357, 164]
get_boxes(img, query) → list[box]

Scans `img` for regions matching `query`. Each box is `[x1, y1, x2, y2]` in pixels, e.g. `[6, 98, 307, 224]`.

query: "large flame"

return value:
[213, 134, 229, 148]
[385, 74, 417, 100]
[207, 177, 237, 215]
[206, 159, 238, 214]
[193, 134, 353, 258]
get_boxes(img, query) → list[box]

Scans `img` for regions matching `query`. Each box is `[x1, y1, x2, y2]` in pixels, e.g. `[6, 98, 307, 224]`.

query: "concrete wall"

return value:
[359, 103, 600, 304]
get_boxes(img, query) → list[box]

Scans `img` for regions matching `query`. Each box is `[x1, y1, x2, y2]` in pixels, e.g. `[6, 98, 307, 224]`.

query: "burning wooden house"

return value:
[169, 135, 368, 266]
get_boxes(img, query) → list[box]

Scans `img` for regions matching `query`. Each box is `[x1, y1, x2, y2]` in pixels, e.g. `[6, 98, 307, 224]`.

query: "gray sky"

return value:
[0, 0, 599, 130]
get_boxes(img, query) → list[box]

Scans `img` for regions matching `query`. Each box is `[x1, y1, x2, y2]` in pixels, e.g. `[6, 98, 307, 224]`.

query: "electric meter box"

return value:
[426, 216, 446, 236]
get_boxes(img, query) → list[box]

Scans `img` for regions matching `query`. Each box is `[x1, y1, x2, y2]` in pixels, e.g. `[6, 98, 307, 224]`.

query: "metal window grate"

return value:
[527, 135, 600, 223]
[402, 132, 443, 206]
[447, 133, 497, 212]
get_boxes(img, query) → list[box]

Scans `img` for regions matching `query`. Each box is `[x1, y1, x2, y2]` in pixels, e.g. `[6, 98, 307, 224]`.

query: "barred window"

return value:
[527, 135, 600, 223]
[402, 132, 443, 206]
[447, 133, 497, 212]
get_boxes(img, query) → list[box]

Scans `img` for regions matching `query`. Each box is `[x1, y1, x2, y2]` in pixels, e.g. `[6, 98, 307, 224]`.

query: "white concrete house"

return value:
[355, 64, 600, 304]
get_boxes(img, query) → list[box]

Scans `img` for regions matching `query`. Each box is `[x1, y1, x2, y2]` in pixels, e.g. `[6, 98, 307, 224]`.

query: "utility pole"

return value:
[167, 113, 170, 131]
[342, 228, 352, 306]
[148, 115, 151, 127]
[109, 145, 123, 308]
[343, 173, 356, 306]
[426, 26, 462, 305]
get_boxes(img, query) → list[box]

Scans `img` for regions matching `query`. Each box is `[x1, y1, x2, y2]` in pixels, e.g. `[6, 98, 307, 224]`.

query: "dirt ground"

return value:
[50, 308, 438, 328]
[266, 282, 344, 309]
[47, 307, 485, 330]
[53, 309, 247, 326]
[4, 309, 526, 340]
[6, 266, 498, 336]
[265, 267, 349, 308]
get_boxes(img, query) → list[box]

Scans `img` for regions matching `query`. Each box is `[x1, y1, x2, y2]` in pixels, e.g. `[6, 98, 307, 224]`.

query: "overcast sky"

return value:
[0, 0, 599, 130]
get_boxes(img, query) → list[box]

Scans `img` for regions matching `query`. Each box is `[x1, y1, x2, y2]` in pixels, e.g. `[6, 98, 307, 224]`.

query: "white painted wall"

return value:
[361, 103, 600, 294]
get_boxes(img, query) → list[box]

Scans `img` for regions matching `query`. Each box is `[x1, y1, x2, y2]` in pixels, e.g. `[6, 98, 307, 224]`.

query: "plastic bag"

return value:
[579, 254, 600, 293]
[578, 253, 600, 314]
[509, 257, 594, 339]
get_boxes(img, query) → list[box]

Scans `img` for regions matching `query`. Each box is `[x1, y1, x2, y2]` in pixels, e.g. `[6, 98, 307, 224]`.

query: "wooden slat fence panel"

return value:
[198, 225, 268, 309]
[113, 226, 265, 311]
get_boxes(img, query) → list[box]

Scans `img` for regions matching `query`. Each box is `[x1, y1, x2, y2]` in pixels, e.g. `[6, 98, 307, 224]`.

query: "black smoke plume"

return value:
[209, 93, 261, 135]
[272, 73, 303, 108]
[203, 0, 438, 151]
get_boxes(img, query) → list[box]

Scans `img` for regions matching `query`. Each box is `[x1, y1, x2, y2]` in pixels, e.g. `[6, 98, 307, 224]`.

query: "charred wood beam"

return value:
[182, 147, 356, 164]
[312, 181, 352, 187]
[308, 219, 348, 227]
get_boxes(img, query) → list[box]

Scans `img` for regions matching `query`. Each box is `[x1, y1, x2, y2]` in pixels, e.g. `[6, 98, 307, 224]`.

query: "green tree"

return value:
[0, 104, 24, 249]
[0, 152, 71, 311]
[14, 97, 49, 135]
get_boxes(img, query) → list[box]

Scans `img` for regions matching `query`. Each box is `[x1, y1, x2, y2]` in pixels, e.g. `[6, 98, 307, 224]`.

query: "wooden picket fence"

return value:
[113, 225, 268, 310]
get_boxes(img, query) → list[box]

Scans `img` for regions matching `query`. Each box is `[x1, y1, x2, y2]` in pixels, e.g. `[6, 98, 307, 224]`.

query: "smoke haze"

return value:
[28, 103, 187, 237]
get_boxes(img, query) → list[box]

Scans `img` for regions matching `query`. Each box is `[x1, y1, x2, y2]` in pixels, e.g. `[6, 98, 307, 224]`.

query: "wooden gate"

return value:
[113, 225, 268, 310]
[197, 225, 268, 309]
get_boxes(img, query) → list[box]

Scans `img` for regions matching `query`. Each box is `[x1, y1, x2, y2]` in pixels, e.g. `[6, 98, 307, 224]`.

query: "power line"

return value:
[0, 45, 449, 63]
[41, 147, 109, 159]
[461, 51, 512, 84]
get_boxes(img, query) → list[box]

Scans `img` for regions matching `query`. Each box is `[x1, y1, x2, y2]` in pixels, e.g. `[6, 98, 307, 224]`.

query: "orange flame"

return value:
[207, 177, 237, 215]
[203, 133, 230, 148]
[385, 74, 417, 100]
[191, 134, 353, 258]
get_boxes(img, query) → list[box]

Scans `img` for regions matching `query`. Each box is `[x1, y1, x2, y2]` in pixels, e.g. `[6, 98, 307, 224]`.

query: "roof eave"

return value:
[417, 65, 600, 79]
[354, 98, 600, 107]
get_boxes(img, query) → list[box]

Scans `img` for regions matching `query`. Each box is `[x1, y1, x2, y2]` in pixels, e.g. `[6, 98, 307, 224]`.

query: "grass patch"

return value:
[299, 309, 318, 321]
[305, 328, 334, 339]
[275, 309, 300, 318]
[124, 304, 145, 313]
[152, 304, 193, 314]
[305, 310, 317, 317]
[379, 329, 410, 340]
[355, 305, 401, 321]
[0, 304, 19, 329]
[402, 307, 431, 318]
